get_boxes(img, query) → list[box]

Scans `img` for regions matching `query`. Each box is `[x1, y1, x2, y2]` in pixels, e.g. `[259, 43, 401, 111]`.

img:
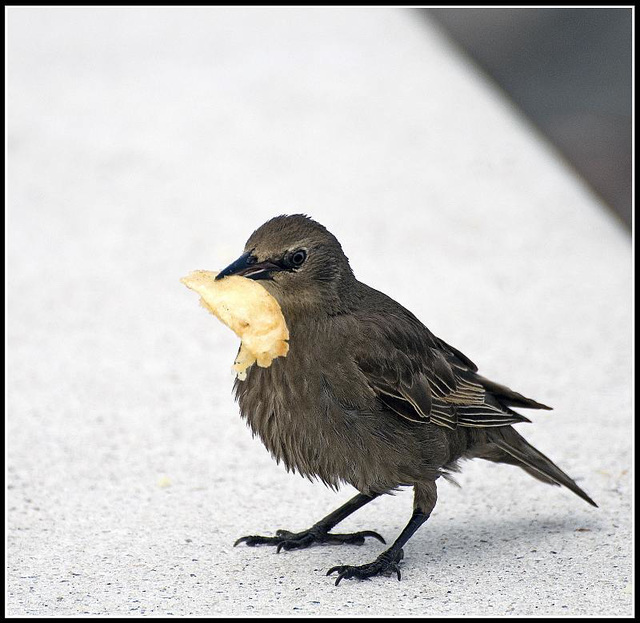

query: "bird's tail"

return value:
[483, 427, 598, 507]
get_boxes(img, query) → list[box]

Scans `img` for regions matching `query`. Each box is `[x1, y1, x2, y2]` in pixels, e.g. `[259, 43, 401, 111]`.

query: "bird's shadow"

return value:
[399, 512, 603, 568]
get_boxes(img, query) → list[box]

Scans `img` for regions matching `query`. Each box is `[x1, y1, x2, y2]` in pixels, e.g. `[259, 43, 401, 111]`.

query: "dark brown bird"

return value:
[213, 214, 596, 585]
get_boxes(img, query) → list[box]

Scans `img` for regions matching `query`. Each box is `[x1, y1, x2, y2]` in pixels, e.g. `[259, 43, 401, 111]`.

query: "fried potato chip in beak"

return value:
[181, 270, 289, 380]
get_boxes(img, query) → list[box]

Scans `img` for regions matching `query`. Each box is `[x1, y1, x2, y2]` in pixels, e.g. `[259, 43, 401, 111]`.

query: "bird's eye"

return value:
[290, 249, 307, 267]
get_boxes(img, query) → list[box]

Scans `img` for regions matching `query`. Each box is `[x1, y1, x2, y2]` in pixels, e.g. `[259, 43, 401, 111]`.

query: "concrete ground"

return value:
[6, 7, 632, 617]
[425, 7, 633, 229]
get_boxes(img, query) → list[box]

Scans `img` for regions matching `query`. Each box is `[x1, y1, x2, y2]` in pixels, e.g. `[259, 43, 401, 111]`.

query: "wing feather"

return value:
[339, 305, 545, 431]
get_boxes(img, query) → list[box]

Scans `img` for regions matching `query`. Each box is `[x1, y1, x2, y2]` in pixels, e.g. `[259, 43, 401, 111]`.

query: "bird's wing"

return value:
[347, 312, 535, 430]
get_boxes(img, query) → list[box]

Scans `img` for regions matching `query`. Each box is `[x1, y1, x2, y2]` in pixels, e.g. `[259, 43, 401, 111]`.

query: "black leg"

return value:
[327, 481, 437, 585]
[234, 492, 385, 552]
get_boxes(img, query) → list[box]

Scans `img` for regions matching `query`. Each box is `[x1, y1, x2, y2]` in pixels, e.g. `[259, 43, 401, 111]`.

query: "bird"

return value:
[212, 214, 596, 585]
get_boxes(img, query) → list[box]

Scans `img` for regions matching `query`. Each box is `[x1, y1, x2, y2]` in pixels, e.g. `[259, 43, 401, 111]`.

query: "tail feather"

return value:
[475, 375, 553, 410]
[488, 428, 598, 507]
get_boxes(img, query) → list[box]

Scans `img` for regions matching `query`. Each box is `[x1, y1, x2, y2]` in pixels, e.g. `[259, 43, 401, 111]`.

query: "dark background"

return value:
[421, 8, 632, 230]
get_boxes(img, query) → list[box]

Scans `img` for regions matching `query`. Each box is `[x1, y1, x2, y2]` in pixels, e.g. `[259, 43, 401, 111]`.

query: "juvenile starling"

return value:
[211, 214, 596, 585]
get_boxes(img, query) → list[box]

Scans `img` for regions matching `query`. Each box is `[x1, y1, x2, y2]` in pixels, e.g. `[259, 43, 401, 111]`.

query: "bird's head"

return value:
[216, 214, 355, 317]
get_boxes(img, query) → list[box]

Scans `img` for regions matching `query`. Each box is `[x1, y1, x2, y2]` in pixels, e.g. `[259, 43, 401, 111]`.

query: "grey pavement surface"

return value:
[6, 7, 633, 617]
[425, 8, 633, 229]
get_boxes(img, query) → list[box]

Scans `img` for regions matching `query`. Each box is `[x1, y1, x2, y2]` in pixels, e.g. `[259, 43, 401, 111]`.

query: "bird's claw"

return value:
[234, 528, 385, 551]
[327, 548, 404, 585]
[322, 530, 386, 547]
[233, 535, 280, 547]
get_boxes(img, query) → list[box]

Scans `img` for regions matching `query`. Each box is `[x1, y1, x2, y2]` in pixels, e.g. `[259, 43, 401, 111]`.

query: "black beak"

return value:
[216, 252, 282, 281]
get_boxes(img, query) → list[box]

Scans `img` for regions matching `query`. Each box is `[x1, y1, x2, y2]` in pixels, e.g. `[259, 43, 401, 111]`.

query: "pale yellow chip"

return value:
[181, 270, 289, 380]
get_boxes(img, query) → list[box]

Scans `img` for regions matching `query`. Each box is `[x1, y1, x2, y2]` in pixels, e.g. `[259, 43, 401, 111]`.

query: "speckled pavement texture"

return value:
[6, 7, 632, 617]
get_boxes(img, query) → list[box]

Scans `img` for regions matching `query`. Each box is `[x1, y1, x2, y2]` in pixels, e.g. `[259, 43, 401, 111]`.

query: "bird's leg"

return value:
[327, 481, 437, 585]
[234, 492, 385, 552]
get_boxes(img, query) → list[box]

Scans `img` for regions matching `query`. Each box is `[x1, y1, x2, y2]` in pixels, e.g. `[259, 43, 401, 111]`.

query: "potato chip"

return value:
[181, 270, 289, 379]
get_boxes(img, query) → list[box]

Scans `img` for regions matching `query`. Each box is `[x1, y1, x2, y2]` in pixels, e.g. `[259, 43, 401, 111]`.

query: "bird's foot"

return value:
[327, 548, 404, 585]
[234, 527, 385, 553]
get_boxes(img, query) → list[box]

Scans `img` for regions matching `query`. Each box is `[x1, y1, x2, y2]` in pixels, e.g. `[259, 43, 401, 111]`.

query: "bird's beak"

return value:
[216, 252, 282, 281]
